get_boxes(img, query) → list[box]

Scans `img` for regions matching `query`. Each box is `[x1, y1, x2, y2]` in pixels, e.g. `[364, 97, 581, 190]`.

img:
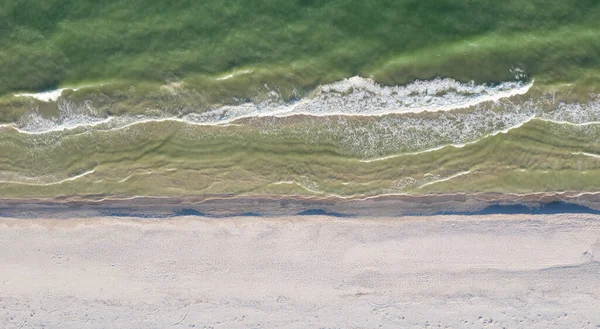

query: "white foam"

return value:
[572, 152, 600, 158]
[12, 99, 112, 134]
[8, 76, 600, 162]
[272, 181, 296, 185]
[184, 77, 533, 124]
[270, 180, 323, 194]
[537, 118, 600, 126]
[538, 97, 600, 124]
[8, 77, 533, 134]
[13, 115, 114, 135]
[52, 170, 95, 185]
[0, 170, 94, 186]
[418, 171, 472, 188]
[359, 145, 450, 163]
[117, 170, 154, 183]
[216, 69, 253, 81]
[359, 115, 537, 162]
[13, 85, 94, 102]
[14, 89, 71, 102]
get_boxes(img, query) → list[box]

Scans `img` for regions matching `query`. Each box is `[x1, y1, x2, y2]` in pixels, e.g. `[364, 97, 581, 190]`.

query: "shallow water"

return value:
[2, 0, 600, 196]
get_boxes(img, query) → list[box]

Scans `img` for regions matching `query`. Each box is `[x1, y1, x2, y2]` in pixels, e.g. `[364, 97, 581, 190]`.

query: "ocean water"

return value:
[1, 0, 600, 196]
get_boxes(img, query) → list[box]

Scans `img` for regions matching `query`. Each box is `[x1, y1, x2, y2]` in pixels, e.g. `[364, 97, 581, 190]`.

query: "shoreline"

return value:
[2, 191, 600, 218]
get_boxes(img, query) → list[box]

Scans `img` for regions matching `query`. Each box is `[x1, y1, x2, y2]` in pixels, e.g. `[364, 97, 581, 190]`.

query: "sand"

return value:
[1, 214, 600, 328]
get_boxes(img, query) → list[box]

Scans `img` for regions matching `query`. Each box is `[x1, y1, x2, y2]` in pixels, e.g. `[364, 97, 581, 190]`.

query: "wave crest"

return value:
[8, 77, 532, 134]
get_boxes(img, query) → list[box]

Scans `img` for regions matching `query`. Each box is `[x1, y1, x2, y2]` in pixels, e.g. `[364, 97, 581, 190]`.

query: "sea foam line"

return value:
[537, 118, 600, 126]
[572, 152, 600, 158]
[182, 77, 534, 125]
[0, 170, 95, 186]
[269, 181, 325, 194]
[14, 88, 76, 102]
[359, 115, 537, 163]
[8, 76, 533, 134]
[418, 171, 472, 188]
[14, 84, 99, 102]
[10, 117, 114, 135]
[216, 69, 253, 81]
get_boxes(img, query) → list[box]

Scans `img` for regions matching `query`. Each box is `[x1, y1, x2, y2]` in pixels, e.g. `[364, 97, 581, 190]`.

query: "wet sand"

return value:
[2, 191, 600, 218]
[2, 214, 600, 328]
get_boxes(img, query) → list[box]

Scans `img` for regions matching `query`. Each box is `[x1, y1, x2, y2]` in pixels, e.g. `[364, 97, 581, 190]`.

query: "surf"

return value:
[8, 76, 533, 134]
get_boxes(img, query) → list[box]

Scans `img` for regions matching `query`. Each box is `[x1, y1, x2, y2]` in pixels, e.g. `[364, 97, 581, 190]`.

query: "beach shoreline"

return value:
[2, 191, 600, 218]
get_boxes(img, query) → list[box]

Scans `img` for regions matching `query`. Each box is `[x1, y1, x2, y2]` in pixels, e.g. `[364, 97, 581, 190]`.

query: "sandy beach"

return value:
[2, 213, 600, 328]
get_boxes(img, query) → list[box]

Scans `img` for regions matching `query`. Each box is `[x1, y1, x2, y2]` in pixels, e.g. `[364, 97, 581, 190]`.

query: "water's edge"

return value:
[2, 192, 600, 218]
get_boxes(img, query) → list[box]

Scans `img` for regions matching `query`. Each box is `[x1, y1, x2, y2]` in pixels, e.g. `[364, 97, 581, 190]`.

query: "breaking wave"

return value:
[14, 84, 97, 102]
[6, 76, 532, 134]
[185, 76, 532, 123]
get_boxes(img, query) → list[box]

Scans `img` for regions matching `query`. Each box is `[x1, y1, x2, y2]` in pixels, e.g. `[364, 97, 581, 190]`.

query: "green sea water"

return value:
[2, 0, 600, 94]
[1, 0, 600, 197]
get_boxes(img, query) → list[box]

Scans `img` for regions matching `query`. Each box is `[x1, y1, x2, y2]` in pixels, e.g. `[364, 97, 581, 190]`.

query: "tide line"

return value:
[0, 170, 95, 186]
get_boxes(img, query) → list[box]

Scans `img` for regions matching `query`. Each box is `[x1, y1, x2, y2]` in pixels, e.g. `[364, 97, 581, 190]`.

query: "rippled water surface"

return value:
[2, 0, 600, 196]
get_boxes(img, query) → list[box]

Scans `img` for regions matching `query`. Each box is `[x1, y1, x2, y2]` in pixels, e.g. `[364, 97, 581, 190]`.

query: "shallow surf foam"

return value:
[184, 77, 533, 124]
[14, 88, 74, 102]
[13, 84, 98, 102]
[8, 77, 532, 134]
[13, 99, 111, 134]
[0, 170, 95, 186]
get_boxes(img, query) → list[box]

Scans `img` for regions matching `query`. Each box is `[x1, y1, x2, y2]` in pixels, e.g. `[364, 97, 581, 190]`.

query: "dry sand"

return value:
[1, 214, 600, 328]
